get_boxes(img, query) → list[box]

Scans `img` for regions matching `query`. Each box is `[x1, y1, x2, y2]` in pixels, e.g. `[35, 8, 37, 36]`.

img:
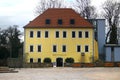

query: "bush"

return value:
[65, 58, 74, 63]
[94, 59, 104, 67]
[43, 58, 51, 63]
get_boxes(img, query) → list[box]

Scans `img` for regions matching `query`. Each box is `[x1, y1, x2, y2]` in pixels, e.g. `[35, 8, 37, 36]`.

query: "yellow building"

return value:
[24, 8, 98, 67]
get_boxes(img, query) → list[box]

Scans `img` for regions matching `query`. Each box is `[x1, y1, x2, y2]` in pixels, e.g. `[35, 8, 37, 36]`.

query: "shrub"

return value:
[43, 58, 51, 63]
[65, 58, 74, 63]
[94, 59, 104, 67]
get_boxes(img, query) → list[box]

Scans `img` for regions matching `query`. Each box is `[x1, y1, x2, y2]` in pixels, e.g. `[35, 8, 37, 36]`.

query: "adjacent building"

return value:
[24, 8, 98, 67]
[88, 19, 106, 60]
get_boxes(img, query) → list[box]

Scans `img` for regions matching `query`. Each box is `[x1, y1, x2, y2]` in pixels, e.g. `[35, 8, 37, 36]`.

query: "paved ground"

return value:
[0, 67, 120, 80]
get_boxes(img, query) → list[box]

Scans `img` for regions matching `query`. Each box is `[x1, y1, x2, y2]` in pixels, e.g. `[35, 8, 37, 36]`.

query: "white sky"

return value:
[0, 0, 117, 31]
[0, 0, 39, 30]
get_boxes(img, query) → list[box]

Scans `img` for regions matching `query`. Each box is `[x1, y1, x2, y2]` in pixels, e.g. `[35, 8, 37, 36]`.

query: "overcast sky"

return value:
[0, 0, 109, 31]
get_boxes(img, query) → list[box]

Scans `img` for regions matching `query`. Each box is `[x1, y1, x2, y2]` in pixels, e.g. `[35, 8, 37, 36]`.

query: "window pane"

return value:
[56, 31, 59, 38]
[85, 45, 89, 52]
[62, 45, 66, 52]
[45, 31, 48, 38]
[58, 19, 62, 25]
[38, 45, 41, 52]
[63, 31, 67, 38]
[30, 58, 33, 63]
[38, 58, 41, 63]
[85, 31, 89, 38]
[46, 19, 50, 24]
[37, 31, 41, 38]
[53, 45, 57, 52]
[72, 31, 75, 38]
[30, 31, 33, 38]
[77, 45, 81, 52]
[79, 31, 82, 38]
[70, 19, 75, 24]
[30, 45, 33, 52]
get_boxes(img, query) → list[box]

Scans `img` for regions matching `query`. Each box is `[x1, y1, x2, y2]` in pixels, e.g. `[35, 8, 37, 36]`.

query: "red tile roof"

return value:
[24, 8, 93, 28]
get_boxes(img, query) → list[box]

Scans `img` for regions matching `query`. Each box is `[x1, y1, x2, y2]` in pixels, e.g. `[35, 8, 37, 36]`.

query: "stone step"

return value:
[0, 67, 18, 73]
[0, 67, 9, 71]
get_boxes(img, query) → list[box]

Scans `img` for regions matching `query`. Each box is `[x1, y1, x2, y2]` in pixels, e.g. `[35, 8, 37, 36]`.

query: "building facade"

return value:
[24, 8, 98, 67]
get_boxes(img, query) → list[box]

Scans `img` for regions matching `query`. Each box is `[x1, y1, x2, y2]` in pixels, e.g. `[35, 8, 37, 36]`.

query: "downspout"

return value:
[92, 28, 94, 63]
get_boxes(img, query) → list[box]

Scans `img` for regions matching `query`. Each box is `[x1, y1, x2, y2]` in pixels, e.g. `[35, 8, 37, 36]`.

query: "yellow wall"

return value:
[94, 40, 99, 61]
[24, 28, 98, 63]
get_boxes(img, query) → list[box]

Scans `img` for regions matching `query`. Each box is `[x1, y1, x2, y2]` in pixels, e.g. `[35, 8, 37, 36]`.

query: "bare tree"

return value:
[103, 0, 120, 44]
[81, 6, 97, 19]
[35, 0, 66, 15]
[72, 0, 97, 19]
[0, 29, 8, 46]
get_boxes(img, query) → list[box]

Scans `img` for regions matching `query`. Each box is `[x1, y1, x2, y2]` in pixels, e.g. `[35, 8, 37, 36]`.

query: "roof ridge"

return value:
[48, 8, 72, 10]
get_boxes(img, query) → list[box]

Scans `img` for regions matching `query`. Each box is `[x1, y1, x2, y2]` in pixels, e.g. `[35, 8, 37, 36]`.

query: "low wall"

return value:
[7, 58, 23, 68]
[72, 62, 120, 67]
[23, 63, 53, 68]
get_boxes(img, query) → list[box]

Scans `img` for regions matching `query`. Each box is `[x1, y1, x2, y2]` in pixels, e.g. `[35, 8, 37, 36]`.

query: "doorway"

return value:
[56, 58, 63, 67]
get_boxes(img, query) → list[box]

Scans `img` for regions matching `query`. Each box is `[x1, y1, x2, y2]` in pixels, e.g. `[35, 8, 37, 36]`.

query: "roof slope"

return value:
[24, 8, 93, 28]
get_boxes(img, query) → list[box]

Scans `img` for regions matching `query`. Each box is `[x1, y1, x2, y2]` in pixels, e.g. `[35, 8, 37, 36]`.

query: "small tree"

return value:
[43, 58, 51, 63]
[65, 58, 74, 63]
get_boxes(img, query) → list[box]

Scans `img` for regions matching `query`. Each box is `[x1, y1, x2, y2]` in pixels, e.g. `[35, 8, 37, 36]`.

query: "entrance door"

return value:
[56, 58, 63, 67]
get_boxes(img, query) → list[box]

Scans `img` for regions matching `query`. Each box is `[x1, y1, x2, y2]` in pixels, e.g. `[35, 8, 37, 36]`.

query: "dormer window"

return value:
[70, 19, 75, 25]
[58, 19, 62, 25]
[45, 19, 50, 24]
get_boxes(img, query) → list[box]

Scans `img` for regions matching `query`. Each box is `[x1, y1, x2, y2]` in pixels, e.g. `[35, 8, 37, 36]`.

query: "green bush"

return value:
[65, 58, 74, 63]
[43, 58, 51, 63]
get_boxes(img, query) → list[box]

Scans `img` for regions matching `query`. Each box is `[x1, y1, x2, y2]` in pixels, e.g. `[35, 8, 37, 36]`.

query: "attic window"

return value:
[70, 19, 75, 25]
[46, 19, 50, 24]
[58, 19, 62, 25]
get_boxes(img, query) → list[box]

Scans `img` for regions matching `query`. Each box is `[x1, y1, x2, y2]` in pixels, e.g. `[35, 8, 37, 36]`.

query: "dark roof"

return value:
[104, 44, 120, 47]
[24, 8, 93, 28]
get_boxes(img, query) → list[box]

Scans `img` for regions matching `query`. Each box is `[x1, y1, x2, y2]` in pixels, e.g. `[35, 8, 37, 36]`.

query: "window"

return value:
[30, 31, 33, 38]
[63, 31, 67, 38]
[37, 31, 41, 38]
[93, 21, 97, 26]
[53, 45, 57, 52]
[30, 45, 33, 52]
[111, 47, 114, 52]
[72, 31, 76, 38]
[38, 58, 41, 63]
[78, 31, 82, 38]
[58, 19, 62, 25]
[85, 45, 89, 52]
[77, 45, 81, 52]
[38, 45, 41, 52]
[85, 31, 89, 38]
[56, 31, 59, 38]
[62, 45, 66, 52]
[45, 19, 50, 24]
[70, 19, 75, 25]
[45, 31, 49, 38]
[30, 58, 33, 63]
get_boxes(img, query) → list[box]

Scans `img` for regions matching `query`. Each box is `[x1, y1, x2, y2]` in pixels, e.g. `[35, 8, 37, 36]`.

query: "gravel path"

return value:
[0, 67, 120, 80]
